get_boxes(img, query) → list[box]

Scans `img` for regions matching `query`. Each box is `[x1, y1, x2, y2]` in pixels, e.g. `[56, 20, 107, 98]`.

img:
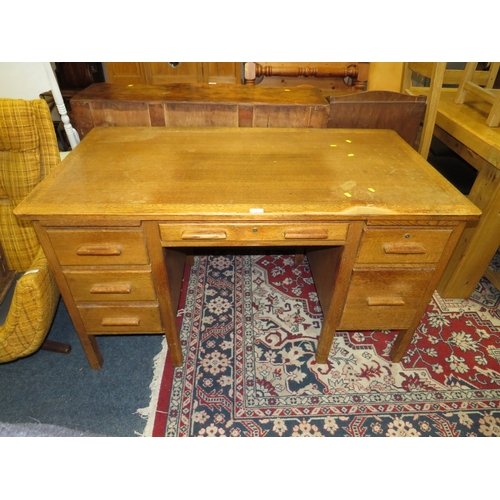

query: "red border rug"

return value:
[149, 254, 500, 437]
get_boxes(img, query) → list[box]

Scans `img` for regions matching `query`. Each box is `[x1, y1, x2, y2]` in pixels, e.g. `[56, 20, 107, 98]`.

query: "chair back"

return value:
[0, 99, 59, 272]
[327, 90, 426, 149]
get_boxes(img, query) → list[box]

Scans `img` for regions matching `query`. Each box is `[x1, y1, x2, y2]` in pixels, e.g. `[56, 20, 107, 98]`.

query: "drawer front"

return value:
[159, 222, 349, 246]
[46, 229, 149, 266]
[77, 304, 163, 333]
[356, 228, 452, 264]
[339, 268, 434, 330]
[64, 269, 156, 302]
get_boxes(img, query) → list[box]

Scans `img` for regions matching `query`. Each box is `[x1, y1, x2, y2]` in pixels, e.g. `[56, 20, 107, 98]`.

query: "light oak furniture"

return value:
[70, 83, 330, 139]
[402, 63, 498, 159]
[402, 63, 447, 159]
[14, 127, 480, 370]
[409, 88, 500, 298]
[455, 62, 500, 127]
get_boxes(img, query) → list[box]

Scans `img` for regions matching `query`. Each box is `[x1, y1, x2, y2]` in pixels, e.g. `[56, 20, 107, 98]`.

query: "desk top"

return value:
[71, 82, 329, 107]
[15, 127, 480, 224]
[417, 88, 500, 168]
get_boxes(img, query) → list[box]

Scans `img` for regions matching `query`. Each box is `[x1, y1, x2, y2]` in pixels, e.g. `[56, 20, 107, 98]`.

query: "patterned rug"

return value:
[146, 253, 500, 437]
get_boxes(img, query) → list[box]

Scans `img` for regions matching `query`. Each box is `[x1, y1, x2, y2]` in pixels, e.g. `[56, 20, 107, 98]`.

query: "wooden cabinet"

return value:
[70, 83, 330, 138]
[104, 62, 146, 85]
[105, 62, 241, 85]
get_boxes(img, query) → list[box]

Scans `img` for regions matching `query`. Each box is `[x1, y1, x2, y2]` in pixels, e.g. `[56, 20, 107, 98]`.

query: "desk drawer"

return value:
[77, 303, 163, 333]
[46, 229, 149, 266]
[356, 228, 452, 264]
[339, 268, 434, 330]
[159, 222, 348, 246]
[64, 269, 156, 302]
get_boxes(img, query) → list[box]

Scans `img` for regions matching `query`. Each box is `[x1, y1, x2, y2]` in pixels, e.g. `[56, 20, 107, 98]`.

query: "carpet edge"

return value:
[135, 338, 168, 437]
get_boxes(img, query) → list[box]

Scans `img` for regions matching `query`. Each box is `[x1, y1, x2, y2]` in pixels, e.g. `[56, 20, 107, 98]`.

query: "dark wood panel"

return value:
[71, 83, 330, 137]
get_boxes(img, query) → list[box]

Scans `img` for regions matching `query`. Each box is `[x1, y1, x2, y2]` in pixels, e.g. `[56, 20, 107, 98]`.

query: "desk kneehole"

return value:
[158, 222, 349, 246]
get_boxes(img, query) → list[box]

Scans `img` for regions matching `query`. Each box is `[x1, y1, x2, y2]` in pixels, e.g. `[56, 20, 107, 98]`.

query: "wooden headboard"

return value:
[244, 62, 369, 92]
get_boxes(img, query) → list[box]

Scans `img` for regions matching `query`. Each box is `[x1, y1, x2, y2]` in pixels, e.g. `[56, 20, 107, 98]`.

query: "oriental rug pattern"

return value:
[149, 253, 500, 437]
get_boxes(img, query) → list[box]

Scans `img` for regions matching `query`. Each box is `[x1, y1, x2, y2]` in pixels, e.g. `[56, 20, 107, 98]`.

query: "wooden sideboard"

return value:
[14, 127, 480, 370]
[70, 83, 330, 138]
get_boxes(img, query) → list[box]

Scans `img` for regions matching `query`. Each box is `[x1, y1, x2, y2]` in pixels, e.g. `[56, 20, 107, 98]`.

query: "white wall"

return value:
[0, 62, 54, 99]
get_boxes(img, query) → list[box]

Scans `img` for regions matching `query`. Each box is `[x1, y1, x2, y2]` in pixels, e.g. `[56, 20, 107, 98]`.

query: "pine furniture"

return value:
[402, 62, 447, 159]
[14, 127, 480, 369]
[405, 87, 500, 298]
[455, 63, 500, 127]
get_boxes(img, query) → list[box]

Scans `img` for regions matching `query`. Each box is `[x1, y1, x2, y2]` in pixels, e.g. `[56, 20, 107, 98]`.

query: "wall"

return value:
[367, 62, 405, 92]
[0, 62, 54, 99]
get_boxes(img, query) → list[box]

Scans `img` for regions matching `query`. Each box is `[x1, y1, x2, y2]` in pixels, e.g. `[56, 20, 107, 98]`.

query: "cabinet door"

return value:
[105, 62, 241, 85]
[105, 62, 147, 84]
[204, 62, 241, 84]
[144, 62, 205, 84]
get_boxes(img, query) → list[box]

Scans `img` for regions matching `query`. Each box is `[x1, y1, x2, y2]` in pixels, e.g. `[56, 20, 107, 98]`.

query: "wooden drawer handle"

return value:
[181, 230, 227, 240]
[101, 317, 140, 327]
[367, 296, 405, 307]
[90, 284, 132, 295]
[76, 244, 122, 256]
[284, 229, 329, 239]
[383, 243, 426, 255]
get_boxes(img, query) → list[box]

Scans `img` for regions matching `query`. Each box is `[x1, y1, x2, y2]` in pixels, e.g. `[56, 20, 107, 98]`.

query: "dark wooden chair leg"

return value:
[41, 339, 72, 354]
[294, 252, 304, 265]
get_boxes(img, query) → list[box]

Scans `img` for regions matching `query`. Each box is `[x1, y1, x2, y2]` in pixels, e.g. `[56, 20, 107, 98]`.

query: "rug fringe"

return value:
[135, 338, 168, 437]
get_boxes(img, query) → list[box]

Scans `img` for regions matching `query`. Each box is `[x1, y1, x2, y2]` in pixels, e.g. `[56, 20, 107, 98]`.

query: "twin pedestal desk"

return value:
[14, 127, 480, 369]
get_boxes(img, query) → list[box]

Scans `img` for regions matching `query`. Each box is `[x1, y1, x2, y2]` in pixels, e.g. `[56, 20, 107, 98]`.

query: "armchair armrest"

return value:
[0, 247, 60, 362]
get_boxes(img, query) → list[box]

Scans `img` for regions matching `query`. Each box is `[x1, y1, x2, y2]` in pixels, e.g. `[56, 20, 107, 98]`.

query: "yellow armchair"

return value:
[0, 98, 66, 362]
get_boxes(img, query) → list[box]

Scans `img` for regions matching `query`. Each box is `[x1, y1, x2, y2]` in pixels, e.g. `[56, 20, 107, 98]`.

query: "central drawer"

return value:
[159, 222, 349, 246]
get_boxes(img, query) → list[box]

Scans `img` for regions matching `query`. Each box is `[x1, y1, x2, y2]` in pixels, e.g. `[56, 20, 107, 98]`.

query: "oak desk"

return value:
[415, 88, 500, 298]
[14, 127, 480, 369]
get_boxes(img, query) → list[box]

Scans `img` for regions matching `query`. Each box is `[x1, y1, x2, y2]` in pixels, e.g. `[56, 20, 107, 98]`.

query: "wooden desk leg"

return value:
[438, 161, 500, 298]
[33, 222, 104, 369]
[143, 222, 184, 367]
[390, 329, 414, 363]
[78, 334, 104, 369]
[393, 223, 467, 361]
[309, 222, 364, 364]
